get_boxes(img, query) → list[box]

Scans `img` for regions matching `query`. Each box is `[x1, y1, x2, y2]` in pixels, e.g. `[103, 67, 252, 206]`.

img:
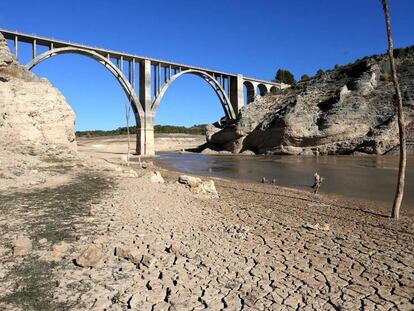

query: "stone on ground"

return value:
[178, 175, 218, 197]
[115, 246, 141, 265]
[13, 235, 32, 256]
[40, 241, 71, 261]
[76, 244, 103, 268]
[197, 180, 219, 198]
[178, 175, 202, 187]
[148, 171, 165, 184]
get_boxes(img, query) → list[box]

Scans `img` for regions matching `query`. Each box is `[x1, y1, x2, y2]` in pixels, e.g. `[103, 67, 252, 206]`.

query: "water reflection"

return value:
[155, 153, 414, 211]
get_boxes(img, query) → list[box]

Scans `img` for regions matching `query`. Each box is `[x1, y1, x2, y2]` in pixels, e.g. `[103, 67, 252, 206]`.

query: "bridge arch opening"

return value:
[243, 81, 255, 105]
[25, 47, 142, 118]
[270, 86, 278, 94]
[153, 73, 227, 129]
[256, 84, 268, 96]
[152, 70, 235, 121]
[24, 50, 141, 140]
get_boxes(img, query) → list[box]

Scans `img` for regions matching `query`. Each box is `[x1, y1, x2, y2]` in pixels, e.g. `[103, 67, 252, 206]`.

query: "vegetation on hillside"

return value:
[277, 45, 414, 85]
[76, 124, 207, 137]
[273, 69, 296, 85]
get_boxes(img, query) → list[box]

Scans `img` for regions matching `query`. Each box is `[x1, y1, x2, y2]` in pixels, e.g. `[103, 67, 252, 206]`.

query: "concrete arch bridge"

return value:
[1, 29, 288, 155]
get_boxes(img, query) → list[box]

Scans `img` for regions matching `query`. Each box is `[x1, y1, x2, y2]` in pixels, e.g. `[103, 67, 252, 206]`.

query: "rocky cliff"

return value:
[0, 33, 76, 151]
[206, 49, 414, 155]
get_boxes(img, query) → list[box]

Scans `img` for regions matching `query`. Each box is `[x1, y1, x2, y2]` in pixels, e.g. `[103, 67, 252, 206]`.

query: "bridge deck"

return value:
[0, 28, 277, 86]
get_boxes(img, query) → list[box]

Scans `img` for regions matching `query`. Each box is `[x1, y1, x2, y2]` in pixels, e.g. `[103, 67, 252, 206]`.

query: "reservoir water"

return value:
[155, 153, 414, 212]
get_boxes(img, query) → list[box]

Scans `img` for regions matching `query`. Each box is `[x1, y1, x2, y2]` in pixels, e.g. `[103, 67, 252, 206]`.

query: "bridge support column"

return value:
[135, 112, 155, 156]
[137, 59, 155, 156]
[230, 74, 244, 115]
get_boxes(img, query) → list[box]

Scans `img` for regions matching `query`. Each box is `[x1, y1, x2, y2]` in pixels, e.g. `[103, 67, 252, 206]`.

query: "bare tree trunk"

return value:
[382, 0, 406, 219]
[125, 98, 132, 165]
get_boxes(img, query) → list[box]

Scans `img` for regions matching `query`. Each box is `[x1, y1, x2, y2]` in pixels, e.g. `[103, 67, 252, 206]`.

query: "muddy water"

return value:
[155, 153, 414, 211]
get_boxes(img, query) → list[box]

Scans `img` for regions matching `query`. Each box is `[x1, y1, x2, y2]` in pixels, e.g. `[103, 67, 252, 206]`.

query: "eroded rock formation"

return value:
[0, 33, 76, 151]
[206, 50, 414, 155]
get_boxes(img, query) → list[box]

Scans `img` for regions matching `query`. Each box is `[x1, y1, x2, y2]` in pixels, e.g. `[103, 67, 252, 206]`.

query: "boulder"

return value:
[13, 235, 32, 256]
[115, 246, 141, 265]
[38, 238, 48, 245]
[40, 241, 71, 261]
[148, 171, 164, 184]
[240, 150, 256, 155]
[302, 223, 330, 231]
[197, 180, 219, 198]
[76, 245, 103, 268]
[201, 148, 220, 155]
[178, 175, 202, 187]
[178, 175, 218, 198]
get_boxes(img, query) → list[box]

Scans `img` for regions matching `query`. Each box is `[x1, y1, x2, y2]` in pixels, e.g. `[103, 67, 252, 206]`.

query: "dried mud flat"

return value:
[0, 150, 413, 310]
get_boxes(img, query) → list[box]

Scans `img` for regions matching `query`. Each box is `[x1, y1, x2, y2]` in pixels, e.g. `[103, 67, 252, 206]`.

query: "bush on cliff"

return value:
[274, 69, 296, 85]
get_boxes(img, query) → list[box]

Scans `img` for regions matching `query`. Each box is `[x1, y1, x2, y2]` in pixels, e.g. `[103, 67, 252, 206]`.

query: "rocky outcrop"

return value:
[0, 32, 76, 151]
[206, 49, 414, 155]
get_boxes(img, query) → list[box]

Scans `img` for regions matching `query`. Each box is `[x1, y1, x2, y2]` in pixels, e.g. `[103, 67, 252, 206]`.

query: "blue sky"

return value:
[1, 0, 413, 130]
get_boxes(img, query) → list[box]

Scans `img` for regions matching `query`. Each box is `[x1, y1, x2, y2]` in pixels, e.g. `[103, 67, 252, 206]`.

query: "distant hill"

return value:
[76, 124, 207, 137]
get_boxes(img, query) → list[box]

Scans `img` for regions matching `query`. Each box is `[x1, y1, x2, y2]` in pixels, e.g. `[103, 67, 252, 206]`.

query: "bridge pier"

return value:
[135, 113, 155, 156]
[230, 74, 244, 114]
[137, 59, 155, 156]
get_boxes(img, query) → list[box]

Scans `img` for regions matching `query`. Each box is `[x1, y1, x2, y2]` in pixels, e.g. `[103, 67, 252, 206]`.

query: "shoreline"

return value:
[154, 159, 411, 218]
[152, 152, 414, 217]
[75, 133, 414, 215]
[76, 134, 414, 213]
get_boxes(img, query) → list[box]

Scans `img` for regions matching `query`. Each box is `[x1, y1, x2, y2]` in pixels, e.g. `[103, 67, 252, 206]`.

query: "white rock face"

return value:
[0, 32, 76, 151]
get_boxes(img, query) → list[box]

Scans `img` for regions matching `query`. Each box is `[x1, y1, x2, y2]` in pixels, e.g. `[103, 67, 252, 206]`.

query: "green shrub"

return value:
[393, 48, 406, 59]
[274, 69, 296, 85]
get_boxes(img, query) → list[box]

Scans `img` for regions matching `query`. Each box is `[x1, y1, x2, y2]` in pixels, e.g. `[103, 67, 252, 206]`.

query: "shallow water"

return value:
[155, 153, 414, 211]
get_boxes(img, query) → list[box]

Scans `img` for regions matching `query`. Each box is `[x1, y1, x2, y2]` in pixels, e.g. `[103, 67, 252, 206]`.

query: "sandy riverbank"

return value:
[0, 144, 413, 310]
[77, 134, 205, 155]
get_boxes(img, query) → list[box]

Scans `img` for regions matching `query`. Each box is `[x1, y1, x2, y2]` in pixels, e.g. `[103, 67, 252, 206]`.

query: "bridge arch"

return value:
[151, 69, 236, 120]
[256, 84, 268, 96]
[270, 86, 278, 94]
[25, 47, 144, 120]
[243, 81, 255, 105]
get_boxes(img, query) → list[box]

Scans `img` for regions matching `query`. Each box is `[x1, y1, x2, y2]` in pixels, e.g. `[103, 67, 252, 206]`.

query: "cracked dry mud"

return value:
[0, 159, 413, 310]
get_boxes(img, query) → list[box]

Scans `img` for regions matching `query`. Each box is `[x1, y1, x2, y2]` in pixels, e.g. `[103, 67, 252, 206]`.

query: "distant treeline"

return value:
[76, 124, 207, 137]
